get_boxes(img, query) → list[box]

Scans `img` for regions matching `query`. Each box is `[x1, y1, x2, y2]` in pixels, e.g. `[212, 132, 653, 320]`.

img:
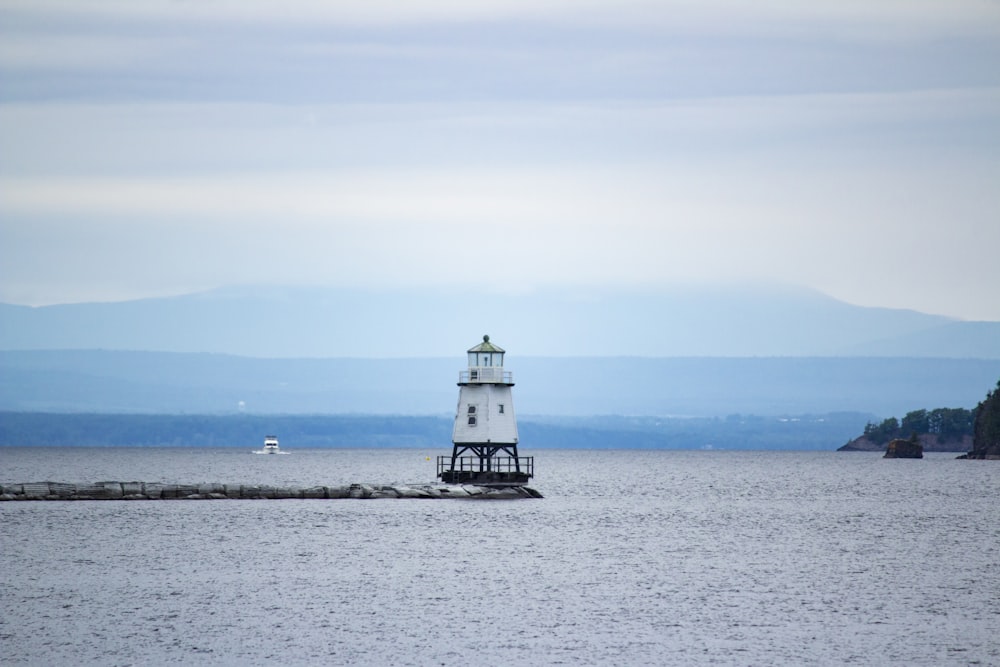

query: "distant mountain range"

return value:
[2, 350, 998, 419]
[2, 285, 997, 423]
[1, 284, 998, 358]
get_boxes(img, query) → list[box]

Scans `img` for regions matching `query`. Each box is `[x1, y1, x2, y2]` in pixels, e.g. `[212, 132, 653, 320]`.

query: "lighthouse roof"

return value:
[468, 335, 505, 354]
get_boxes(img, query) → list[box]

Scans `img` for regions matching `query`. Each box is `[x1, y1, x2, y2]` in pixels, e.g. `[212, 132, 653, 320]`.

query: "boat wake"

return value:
[252, 450, 290, 455]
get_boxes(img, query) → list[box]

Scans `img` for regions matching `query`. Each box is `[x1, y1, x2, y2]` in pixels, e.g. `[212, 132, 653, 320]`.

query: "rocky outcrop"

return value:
[960, 450, 1000, 460]
[884, 438, 923, 459]
[0, 481, 543, 501]
[839, 433, 970, 453]
[838, 437, 883, 452]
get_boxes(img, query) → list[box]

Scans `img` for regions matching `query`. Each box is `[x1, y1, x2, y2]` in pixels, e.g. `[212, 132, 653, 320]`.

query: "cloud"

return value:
[6, 0, 999, 34]
[5, 86, 997, 167]
[1, 0, 999, 319]
[3, 87, 997, 291]
[3, 1, 998, 113]
[3, 139, 997, 310]
[3, 1, 999, 83]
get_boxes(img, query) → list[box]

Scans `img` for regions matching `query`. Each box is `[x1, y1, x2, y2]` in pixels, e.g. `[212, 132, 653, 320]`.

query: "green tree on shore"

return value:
[864, 407, 975, 445]
[972, 380, 1000, 457]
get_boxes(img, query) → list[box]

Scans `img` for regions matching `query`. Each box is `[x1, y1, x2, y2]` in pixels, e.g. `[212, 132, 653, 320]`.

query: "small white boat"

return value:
[263, 435, 280, 454]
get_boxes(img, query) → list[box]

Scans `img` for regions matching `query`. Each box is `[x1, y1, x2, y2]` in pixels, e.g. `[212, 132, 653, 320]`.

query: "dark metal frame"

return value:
[437, 445, 533, 486]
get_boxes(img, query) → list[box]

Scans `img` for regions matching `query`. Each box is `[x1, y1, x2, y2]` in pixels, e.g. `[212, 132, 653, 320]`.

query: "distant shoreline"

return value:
[0, 410, 873, 451]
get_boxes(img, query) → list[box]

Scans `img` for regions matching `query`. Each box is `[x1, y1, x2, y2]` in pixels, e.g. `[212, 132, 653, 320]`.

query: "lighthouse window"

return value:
[498, 404, 505, 414]
[468, 416, 477, 426]
[467, 405, 476, 414]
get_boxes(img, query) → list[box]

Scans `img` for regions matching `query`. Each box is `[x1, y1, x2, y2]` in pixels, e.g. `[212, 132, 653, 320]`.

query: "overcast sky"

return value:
[1, 0, 998, 320]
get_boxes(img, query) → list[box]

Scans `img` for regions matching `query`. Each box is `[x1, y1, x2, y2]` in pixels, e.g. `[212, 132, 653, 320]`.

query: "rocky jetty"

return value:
[0, 481, 543, 501]
[883, 438, 923, 459]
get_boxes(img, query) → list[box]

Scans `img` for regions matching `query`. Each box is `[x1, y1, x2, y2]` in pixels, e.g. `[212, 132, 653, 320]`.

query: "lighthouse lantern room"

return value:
[438, 335, 533, 486]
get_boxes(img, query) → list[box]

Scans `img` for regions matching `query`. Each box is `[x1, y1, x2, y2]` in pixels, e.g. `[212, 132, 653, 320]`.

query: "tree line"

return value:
[862, 407, 975, 445]
[970, 380, 1000, 458]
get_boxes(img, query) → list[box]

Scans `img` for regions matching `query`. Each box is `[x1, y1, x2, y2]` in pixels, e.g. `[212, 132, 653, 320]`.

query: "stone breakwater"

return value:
[0, 481, 542, 500]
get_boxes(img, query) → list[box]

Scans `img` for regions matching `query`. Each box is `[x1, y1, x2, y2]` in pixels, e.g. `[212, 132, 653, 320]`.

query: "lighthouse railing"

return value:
[436, 455, 533, 478]
[458, 369, 513, 384]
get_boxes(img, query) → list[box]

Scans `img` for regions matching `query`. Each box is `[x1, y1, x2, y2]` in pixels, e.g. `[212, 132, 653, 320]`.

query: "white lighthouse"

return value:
[437, 335, 533, 486]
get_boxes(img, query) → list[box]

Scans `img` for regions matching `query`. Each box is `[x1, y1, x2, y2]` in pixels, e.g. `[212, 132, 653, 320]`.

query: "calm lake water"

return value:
[1, 447, 998, 666]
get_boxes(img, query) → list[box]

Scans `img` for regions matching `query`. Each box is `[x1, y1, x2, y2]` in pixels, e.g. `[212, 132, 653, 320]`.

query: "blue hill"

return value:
[1, 284, 997, 358]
